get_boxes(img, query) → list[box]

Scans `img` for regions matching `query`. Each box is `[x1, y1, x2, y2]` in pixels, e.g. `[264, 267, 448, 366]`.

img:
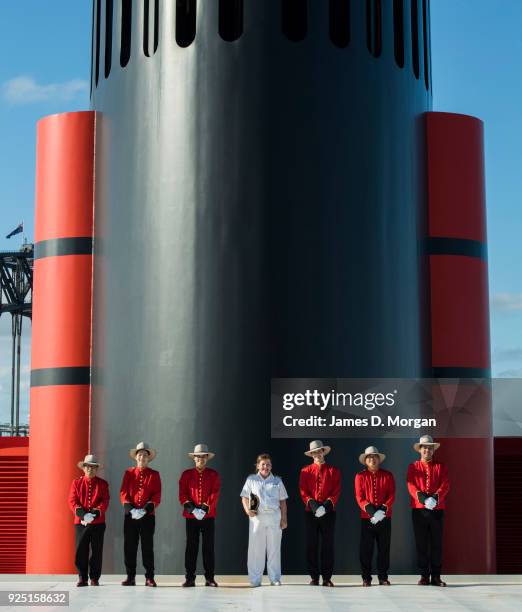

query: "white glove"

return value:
[372, 509, 386, 523]
[130, 508, 146, 520]
[424, 497, 437, 510]
[315, 506, 326, 518]
[83, 512, 95, 524]
[192, 508, 206, 521]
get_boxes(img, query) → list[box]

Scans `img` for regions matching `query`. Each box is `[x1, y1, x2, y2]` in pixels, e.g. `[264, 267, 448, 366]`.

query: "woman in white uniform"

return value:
[240, 454, 288, 586]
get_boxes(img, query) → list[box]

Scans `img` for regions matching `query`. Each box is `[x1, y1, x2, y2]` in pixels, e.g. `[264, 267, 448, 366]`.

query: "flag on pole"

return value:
[6, 222, 23, 239]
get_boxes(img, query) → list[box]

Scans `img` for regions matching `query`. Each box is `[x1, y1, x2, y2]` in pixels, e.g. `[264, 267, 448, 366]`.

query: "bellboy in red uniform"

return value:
[68, 454, 110, 587]
[407, 435, 450, 587]
[120, 442, 162, 587]
[354, 446, 395, 586]
[179, 443, 221, 587]
[299, 440, 341, 587]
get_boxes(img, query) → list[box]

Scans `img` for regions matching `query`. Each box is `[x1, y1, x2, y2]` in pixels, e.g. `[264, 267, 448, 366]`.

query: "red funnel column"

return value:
[27, 111, 95, 573]
[425, 111, 495, 573]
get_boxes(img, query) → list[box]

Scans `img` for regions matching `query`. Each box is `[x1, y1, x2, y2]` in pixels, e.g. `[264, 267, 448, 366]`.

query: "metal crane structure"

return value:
[0, 242, 33, 436]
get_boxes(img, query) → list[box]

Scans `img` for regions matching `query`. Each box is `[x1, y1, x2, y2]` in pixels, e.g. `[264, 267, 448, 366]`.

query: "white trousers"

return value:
[247, 512, 282, 584]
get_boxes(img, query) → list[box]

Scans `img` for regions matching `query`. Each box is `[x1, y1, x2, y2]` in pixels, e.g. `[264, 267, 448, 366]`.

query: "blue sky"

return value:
[0, 1, 521, 425]
[431, 0, 522, 379]
[0, 1, 92, 425]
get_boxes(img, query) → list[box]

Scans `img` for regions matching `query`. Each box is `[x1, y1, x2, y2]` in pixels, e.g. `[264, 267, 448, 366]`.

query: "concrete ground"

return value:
[1, 575, 521, 611]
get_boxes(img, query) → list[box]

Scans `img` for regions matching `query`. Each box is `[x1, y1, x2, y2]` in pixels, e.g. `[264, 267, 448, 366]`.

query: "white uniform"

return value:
[240, 472, 288, 585]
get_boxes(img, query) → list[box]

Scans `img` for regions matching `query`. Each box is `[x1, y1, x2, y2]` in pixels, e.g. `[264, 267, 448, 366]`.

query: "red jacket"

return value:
[354, 468, 395, 518]
[407, 460, 450, 509]
[299, 462, 341, 510]
[68, 476, 110, 525]
[120, 467, 162, 514]
[179, 467, 220, 518]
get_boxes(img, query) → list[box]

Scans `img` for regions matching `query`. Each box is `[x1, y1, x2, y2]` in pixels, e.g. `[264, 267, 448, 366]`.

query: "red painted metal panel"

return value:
[435, 438, 496, 573]
[34, 111, 95, 242]
[31, 256, 93, 369]
[27, 386, 91, 573]
[0, 438, 29, 457]
[425, 111, 494, 574]
[430, 255, 490, 369]
[426, 112, 486, 242]
[27, 111, 95, 574]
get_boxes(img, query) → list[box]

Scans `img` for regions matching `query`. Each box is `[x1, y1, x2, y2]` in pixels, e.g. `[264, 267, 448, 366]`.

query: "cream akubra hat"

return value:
[129, 441, 157, 461]
[188, 443, 215, 460]
[413, 435, 440, 452]
[359, 446, 386, 465]
[78, 454, 103, 469]
[305, 440, 331, 457]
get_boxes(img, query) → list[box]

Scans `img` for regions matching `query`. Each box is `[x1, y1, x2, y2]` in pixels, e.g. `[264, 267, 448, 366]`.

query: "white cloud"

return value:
[491, 293, 522, 312]
[495, 368, 522, 378]
[0, 365, 12, 379]
[493, 347, 522, 362]
[2, 75, 88, 105]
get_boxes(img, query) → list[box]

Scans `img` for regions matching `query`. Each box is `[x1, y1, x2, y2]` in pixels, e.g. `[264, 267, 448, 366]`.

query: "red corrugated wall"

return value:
[494, 437, 522, 573]
[0, 437, 29, 573]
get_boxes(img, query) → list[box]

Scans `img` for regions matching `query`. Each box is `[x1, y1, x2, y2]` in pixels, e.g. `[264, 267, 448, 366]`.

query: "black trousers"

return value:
[359, 518, 391, 581]
[74, 523, 106, 581]
[304, 511, 336, 581]
[412, 509, 444, 578]
[185, 517, 215, 581]
[123, 514, 156, 579]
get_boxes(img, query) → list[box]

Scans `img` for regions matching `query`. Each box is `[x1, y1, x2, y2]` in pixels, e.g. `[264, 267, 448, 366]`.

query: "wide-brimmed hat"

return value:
[129, 441, 157, 461]
[188, 443, 215, 460]
[413, 435, 440, 452]
[77, 454, 103, 469]
[304, 440, 331, 457]
[359, 446, 386, 465]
